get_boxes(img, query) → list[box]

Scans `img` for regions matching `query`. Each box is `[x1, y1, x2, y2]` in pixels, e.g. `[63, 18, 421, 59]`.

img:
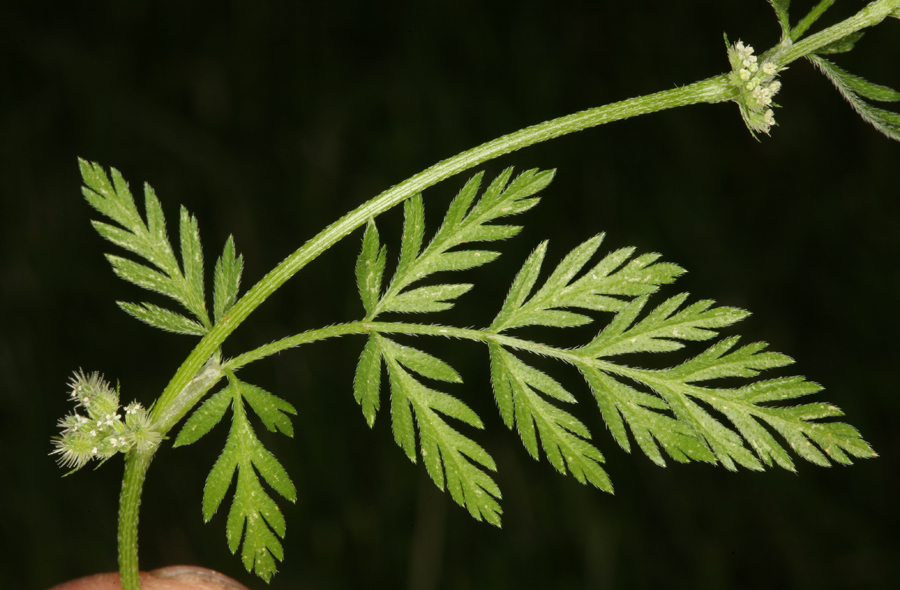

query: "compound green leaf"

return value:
[198, 379, 296, 582]
[378, 335, 501, 525]
[373, 168, 552, 317]
[489, 345, 611, 492]
[79, 160, 141, 229]
[493, 242, 548, 329]
[582, 366, 714, 466]
[79, 161, 214, 333]
[491, 235, 683, 332]
[342, 163, 877, 532]
[583, 294, 748, 357]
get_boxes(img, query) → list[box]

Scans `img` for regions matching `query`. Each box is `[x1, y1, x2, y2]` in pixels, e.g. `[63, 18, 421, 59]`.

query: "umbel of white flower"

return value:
[727, 39, 784, 136]
[51, 370, 161, 471]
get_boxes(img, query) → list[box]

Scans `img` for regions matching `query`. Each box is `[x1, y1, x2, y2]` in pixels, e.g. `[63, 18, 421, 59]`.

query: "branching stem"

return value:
[782, 0, 900, 64]
[114, 3, 900, 586]
[151, 76, 733, 433]
[225, 321, 587, 373]
[152, 0, 900, 433]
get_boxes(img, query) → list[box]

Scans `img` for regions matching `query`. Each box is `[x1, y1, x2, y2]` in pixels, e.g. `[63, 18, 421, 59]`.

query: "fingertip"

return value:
[147, 566, 249, 590]
[48, 567, 249, 590]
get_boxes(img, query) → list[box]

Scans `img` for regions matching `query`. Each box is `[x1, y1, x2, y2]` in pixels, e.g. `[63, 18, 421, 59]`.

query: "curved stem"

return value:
[115, 4, 900, 585]
[781, 0, 900, 65]
[152, 75, 733, 430]
[118, 451, 153, 590]
[151, 0, 900, 436]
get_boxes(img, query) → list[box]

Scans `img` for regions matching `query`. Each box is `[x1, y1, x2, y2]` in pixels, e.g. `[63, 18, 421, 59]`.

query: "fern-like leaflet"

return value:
[79, 159, 243, 335]
[174, 377, 297, 582]
[353, 168, 876, 525]
[353, 168, 552, 523]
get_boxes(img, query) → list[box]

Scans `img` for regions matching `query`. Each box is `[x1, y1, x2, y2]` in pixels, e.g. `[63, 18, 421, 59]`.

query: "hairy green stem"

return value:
[223, 320, 636, 402]
[153, 0, 900, 424]
[225, 321, 584, 373]
[116, 4, 900, 586]
[118, 451, 153, 590]
[151, 75, 733, 433]
[782, 0, 900, 65]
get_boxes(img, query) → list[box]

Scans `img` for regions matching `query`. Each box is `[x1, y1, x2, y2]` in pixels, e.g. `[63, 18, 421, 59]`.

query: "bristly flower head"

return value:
[726, 38, 785, 137]
[51, 370, 161, 473]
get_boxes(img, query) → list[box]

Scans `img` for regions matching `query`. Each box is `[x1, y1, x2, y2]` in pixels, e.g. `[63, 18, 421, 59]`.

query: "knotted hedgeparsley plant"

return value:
[53, 2, 898, 588]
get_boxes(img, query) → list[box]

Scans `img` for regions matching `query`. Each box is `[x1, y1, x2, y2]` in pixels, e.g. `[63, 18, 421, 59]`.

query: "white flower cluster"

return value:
[727, 40, 784, 135]
[51, 370, 161, 471]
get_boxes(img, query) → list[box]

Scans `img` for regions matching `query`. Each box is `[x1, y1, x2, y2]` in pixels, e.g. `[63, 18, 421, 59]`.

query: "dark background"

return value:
[2, 1, 898, 589]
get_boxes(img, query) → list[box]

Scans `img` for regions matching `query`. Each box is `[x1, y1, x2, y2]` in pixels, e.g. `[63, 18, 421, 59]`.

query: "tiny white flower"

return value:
[739, 69, 751, 81]
[762, 62, 777, 75]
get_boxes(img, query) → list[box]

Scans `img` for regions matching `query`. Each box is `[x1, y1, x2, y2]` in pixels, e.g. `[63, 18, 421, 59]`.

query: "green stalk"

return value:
[225, 321, 583, 374]
[150, 75, 734, 435]
[118, 451, 153, 590]
[782, 0, 900, 65]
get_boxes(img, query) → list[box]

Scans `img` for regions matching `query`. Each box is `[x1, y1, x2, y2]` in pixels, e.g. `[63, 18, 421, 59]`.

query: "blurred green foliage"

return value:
[1, 1, 898, 589]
